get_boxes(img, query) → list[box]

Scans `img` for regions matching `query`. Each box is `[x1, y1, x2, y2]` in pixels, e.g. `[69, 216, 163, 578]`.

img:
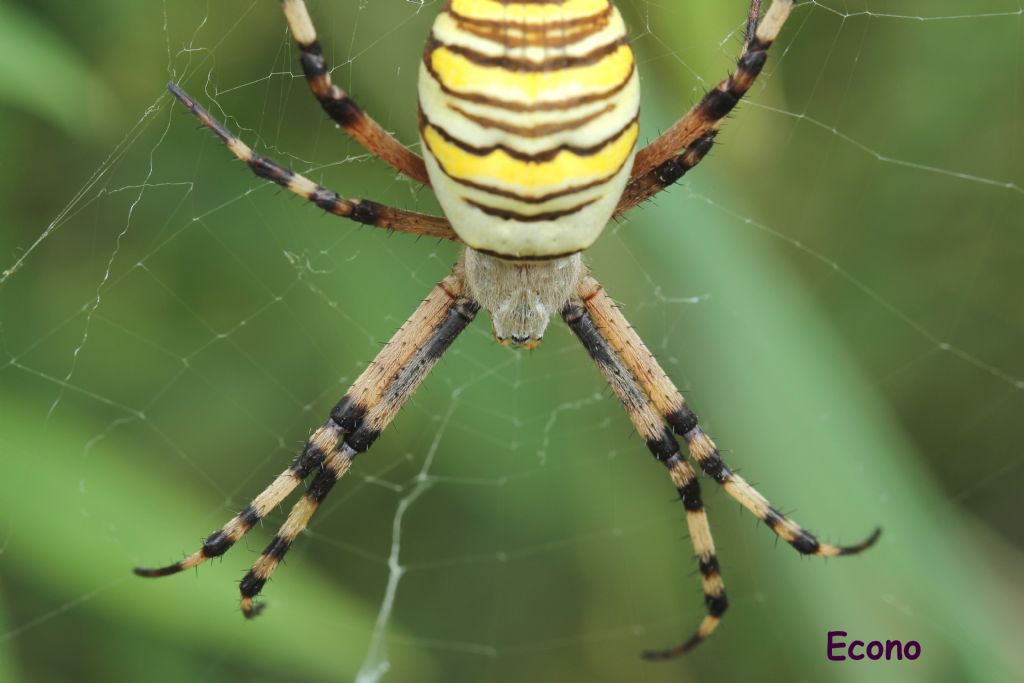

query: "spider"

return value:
[137, 0, 880, 659]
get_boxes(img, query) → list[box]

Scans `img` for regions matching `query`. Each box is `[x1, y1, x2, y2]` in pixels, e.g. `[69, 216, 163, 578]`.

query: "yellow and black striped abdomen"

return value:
[419, 0, 639, 258]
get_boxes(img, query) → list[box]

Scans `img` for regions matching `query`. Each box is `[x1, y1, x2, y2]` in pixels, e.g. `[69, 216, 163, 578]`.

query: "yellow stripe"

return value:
[449, 0, 609, 23]
[431, 43, 632, 102]
[423, 122, 638, 192]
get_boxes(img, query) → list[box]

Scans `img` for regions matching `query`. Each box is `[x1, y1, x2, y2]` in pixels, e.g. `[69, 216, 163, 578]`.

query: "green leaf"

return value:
[0, 389, 434, 682]
[578, 125, 1024, 683]
[0, 3, 114, 139]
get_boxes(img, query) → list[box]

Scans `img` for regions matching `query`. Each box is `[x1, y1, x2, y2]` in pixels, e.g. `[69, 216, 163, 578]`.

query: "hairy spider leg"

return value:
[138, 265, 480, 618]
[281, 0, 431, 184]
[166, 83, 457, 241]
[617, 0, 794, 216]
[577, 277, 881, 560]
[561, 300, 727, 658]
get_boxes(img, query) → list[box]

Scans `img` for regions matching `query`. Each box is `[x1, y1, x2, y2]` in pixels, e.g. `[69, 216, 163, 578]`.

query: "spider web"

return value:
[1, 1, 1023, 681]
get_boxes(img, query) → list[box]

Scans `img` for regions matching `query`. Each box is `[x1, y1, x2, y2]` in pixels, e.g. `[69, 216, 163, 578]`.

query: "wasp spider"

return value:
[137, 0, 880, 658]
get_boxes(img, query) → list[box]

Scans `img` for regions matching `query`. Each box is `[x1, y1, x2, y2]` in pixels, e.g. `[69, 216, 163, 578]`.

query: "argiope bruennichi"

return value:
[137, 0, 880, 659]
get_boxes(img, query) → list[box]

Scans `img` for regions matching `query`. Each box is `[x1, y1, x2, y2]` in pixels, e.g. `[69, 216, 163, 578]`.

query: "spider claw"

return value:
[240, 596, 265, 619]
[640, 610, 722, 661]
[133, 564, 184, 578]
[836, 526, 882, 556]
[640, 634, 703, 661]
[134, 550, 205, 577]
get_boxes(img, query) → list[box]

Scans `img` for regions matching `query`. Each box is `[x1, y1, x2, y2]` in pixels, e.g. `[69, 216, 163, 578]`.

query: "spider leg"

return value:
[616, 0, 793, 217]
[167, 82, 458, 241]
[561, 301, 727, 658]
[133, 425, 337, 577]
[137, 263, 480, 618]
[744, 0, 763, 48]
[134, 266, 469, 577]
[281, 0, 430, 185]
[575, 276, 881, 557]
[240, 273, 478, 617]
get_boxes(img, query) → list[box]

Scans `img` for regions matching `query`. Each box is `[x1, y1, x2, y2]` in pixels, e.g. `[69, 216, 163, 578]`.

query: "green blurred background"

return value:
[1, 1, 1022, 681]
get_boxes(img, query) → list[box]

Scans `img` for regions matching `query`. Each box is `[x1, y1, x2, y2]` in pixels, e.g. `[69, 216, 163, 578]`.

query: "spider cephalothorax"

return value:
[138, 0, 879, 660]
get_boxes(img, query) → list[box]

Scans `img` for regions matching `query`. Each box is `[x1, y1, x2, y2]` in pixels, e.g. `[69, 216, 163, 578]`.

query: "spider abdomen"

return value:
[419, 0, 640, 258]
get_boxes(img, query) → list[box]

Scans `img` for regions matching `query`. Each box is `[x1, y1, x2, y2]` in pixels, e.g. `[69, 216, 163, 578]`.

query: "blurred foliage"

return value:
[0, 3, 114, 140]
[1, 1, 1023, 682]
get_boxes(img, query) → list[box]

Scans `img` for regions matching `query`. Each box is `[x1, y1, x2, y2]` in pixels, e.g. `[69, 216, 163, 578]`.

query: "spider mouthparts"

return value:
[494, 333, 543, 351]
